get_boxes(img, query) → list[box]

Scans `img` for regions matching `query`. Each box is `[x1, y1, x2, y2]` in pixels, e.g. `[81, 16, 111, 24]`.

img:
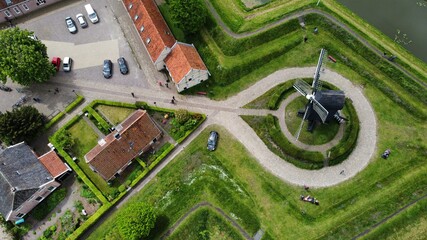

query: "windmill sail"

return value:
[293, 79, 312, 97]
[311, 98, 329, 123]
[295, 105, 309, 141]
[312, 48, 327, 92]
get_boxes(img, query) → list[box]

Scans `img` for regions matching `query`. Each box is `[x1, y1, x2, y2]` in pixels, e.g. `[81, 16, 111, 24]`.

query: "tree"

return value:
[0, 106, 44, 145]
[51, 129, 74, 150]
[0, 27, 55, 86]
[116, 201, 156, 240]
[175, 109, 190, 124]
[169, 0, 208, 34]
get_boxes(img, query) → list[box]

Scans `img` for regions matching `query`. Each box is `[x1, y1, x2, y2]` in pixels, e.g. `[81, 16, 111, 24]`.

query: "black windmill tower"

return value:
[293, 48, 346, 140]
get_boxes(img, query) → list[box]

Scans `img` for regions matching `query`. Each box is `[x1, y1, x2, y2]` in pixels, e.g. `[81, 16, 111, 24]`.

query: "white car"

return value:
[76, 14, 88, 28]
[63, 57, 72, 72]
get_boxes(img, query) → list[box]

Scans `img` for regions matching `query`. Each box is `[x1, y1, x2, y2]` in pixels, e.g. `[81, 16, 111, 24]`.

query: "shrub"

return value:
[118, 185, 126, 193]
[175, 109, 191, 124]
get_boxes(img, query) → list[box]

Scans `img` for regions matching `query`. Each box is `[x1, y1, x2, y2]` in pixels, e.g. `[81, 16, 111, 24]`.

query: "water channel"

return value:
[337, 0, 427, 63]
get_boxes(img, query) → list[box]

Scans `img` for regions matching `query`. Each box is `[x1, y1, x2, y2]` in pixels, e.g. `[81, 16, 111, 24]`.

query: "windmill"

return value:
[293, 48, 346, 140]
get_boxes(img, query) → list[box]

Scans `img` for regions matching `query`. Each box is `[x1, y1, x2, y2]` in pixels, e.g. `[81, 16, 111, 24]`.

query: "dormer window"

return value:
[128, 3, 133, 9]
[134, 15, 139, 21]
[114, 133, 121, 140]
[146, 38, 151, 44]
[140, 26, 144, 32]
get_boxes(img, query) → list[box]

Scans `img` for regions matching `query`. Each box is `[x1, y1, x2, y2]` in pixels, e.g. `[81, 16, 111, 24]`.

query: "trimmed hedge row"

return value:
[198, 33, 302, 87]
[207, 16, 300, 56]
[67, 203, 112, 240]
[44, 111, 65, 130]
[64, 95, 84, 113]
[328, 99, 359, 165]
[49, 139, 108, 205]
[305, 14, 426, 118]
[88, 99, 138, 110]
[268, 80, 299, 110]
[266, 114, 325, 167]
[83, 107, 111, 133]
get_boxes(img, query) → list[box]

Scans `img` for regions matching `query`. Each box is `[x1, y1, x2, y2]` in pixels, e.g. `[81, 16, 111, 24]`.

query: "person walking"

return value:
[131, 92, 135, 98]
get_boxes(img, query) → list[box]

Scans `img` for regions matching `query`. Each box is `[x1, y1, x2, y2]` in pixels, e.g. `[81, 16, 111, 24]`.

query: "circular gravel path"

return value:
[221, 67, 377, 187]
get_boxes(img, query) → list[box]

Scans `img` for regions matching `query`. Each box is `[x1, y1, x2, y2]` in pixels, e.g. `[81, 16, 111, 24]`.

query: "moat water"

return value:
[337, 0, 427, 63]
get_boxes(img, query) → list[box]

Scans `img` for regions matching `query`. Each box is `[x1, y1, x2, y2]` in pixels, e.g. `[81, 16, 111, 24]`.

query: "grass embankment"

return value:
[168, 207, 246, 240]
[89, 125, 427, 239]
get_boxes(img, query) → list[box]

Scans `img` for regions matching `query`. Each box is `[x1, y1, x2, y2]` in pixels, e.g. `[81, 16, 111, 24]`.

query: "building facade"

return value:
[0, 142, 71, 222]
[0, 0, 61, 24]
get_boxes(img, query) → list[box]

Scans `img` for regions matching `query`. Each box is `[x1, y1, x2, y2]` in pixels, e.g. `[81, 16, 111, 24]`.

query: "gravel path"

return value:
[203, 0, 426, 88]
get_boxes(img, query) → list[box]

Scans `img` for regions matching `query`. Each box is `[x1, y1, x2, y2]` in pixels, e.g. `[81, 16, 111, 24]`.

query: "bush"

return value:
[175, 109, 191, 124]
[118, 185, 126, 193]
[64, 95, 84, 113]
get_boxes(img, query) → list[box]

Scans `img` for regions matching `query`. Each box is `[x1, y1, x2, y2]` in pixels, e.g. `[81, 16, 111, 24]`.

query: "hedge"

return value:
[64, 95, 84, 113]
[328, 99, 359, 165]
[305, 14, 426, 119]
[83, 107, 111, 133]
[49, 139, 108, 205]
[44, 96, 85, 130]
[66, 203, 112, 240]
[89, 100, 138, 109]
[44, 111, 65, 130]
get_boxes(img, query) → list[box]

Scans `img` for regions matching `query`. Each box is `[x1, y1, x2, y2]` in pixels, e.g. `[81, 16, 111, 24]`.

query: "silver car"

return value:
[76, 14, 88, 28]
[65, 17, 77, 34]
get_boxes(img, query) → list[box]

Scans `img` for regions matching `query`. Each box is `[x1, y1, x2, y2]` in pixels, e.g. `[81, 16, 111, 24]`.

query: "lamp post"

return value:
[72, 90, 77, 96]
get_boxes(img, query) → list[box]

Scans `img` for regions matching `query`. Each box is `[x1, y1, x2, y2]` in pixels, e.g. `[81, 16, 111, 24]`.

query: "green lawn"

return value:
[67, 119, 114, 196]
[285, 96, 341, 145]
[89, 125, 427, 239]
[95, 105, 135, 125]
[168, 207, 246, 240]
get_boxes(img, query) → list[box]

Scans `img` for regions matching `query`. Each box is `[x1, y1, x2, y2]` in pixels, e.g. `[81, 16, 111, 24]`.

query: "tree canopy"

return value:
[0, 106, 44, 145]
[0, 27, 55, 86]
[116, 201, 156, 240]
[168, 0, 208, 34]
[50, 129, 74, 150]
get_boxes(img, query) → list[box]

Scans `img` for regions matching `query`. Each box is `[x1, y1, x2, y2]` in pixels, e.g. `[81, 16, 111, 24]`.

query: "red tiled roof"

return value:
[165, 42, 208, 83]
[123, 0, 175, 62]
[85, 110, 162, 181]
[38, 150, 69, 178]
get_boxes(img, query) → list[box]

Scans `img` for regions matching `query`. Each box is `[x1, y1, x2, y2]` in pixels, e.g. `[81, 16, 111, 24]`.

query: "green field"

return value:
[89, 126, 427, 239]
[84, 0, 427, 239]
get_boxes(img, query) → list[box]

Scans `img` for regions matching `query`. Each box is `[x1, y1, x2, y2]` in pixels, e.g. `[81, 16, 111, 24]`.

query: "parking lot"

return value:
[0, 0, 166, 116]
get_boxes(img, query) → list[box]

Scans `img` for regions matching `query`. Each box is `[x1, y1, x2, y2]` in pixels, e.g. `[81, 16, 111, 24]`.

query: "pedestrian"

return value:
[340, 170, 345, 175]
[304, 36, 308, 43]
[171, 99, 175, 104]
[131, 92, 135, 98]
[165, 83, 169, 88]
[172, 96, 175, 100]
[154, 101, 156, 106]
[304, 185, 309, 191]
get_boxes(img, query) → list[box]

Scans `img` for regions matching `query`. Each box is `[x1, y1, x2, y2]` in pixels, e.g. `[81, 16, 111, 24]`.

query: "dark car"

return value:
[207, 131, 219, 151]
[103, 60, 112, 78]
[117, 57, 128, 74]
[0, 85, 12, 92]
[65, 17, 77, 34]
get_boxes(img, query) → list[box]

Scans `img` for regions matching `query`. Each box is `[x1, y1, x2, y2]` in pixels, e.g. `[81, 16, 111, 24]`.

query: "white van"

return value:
[84, 4, 99, 23]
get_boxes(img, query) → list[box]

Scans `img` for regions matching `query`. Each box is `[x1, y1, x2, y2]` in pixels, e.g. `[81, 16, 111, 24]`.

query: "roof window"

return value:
[146, 38, 151, 44]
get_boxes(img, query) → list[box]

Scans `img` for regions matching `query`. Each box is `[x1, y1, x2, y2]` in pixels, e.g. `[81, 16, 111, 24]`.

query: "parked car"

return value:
[63, 57, 72, 72]
[117, 57, 128, 74]
[51, 57, 61, 71]
[207, 131, 219, 151]
[65, 17, 77, 33]
[103, 59, 112, 78]
[29, 34, 38, 41]
[85, 4, 99, 23]
[76, 14, 88, 28]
